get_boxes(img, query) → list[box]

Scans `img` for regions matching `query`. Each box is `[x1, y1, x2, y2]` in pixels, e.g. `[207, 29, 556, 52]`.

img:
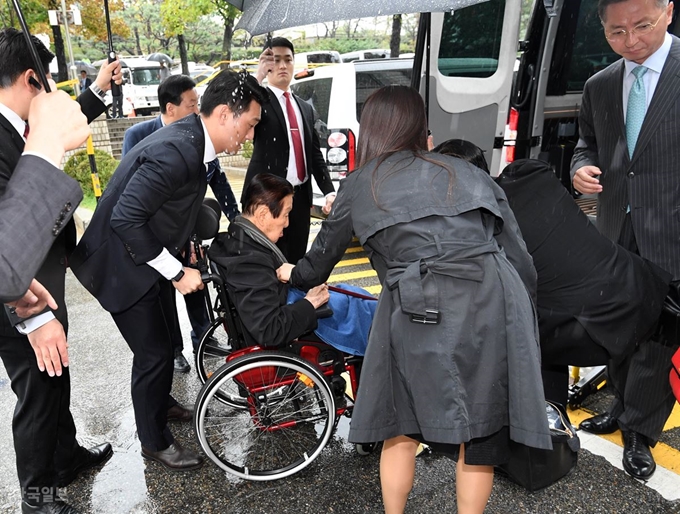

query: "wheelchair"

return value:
[190, 205, 375, 481]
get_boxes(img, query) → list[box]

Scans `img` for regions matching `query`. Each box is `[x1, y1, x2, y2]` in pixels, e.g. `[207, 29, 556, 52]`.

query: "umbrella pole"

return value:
[425, 13, 430, 126]
[10, 0, 51, 92]
[103, 0, 121, 97]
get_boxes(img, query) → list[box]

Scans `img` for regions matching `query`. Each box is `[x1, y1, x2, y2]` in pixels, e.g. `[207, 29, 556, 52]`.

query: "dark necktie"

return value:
[283, 91, 306, 182]
[23, 122, 29, 139]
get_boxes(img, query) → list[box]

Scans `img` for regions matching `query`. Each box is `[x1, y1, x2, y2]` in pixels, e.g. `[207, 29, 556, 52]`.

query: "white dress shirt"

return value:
[268, 84, 308, 186]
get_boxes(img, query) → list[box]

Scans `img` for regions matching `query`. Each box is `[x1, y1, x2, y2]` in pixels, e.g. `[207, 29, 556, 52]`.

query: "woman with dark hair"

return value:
[432, 138, 490, 174]
[278, 86, 551, 514]
[208, 173, 329, 348]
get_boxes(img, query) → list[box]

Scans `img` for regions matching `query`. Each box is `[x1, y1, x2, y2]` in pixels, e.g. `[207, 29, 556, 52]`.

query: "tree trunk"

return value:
[134, 27, 142, 56]
[178, 34, 189, 75]
[390, 14, 402, 58]
[221, 20, 234, 69]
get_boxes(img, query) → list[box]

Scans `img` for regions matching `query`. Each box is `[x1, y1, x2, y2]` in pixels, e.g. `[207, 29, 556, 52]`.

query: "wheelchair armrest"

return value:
[315, 305, 334, 319]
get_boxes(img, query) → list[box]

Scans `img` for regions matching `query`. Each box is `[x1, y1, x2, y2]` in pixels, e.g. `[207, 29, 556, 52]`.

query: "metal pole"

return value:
[60, 0, 79, 95]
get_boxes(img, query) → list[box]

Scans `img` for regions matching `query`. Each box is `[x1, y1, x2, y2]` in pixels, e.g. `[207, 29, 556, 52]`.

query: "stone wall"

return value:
[63, 114, 250, 169]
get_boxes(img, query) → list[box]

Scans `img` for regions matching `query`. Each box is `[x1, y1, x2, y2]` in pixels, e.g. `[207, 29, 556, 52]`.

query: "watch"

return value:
[90, 82, 106, 100]
[171, 269, 185, 282]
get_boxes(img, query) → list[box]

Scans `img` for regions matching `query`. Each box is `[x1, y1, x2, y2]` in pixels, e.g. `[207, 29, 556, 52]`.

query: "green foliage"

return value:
[64, 149, 119, 195]
[241, 140, 253, 159]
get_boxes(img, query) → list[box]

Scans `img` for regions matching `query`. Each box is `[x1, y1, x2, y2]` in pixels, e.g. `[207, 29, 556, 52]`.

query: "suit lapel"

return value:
[630, 37, 680, 165]
[0, 112, 26, 155]
[266, 87, 287, 134]
[293, 93, 314, 150]
[610, 61, 627, 158]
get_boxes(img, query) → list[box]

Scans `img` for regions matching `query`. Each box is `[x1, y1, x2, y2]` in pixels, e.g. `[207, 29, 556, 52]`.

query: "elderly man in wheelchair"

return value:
[192, 173, 376, 481]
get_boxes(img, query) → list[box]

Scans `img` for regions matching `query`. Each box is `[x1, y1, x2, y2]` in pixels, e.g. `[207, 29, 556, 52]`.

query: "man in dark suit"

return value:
[70, 70, 267, 472]
[79, 70, 91, 92]
[122, 74, 240, 371]
[571, 0, 680, 480]
[0, 28, 120, 514]
[246, 37, 335, 263]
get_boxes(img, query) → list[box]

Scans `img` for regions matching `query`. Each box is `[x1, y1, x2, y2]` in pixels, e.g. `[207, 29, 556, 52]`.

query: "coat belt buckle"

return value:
[409, 309, 441, 325]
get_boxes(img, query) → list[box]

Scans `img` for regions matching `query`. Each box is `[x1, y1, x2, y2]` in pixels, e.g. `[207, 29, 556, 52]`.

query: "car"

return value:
[289, 58, 413, 215]
[340, 49, 390, 62]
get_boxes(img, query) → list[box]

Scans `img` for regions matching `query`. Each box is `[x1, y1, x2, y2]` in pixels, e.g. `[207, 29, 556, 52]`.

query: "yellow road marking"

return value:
[569, 407, 680, 474]
[335, 258, 370, 268]
[328, 270, 377, 282]
[344, 247, 364, 254]
[664, 403, 680, 430]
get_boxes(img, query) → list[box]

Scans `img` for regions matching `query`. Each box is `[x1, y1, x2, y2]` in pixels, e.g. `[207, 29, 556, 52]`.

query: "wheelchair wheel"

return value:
[195, 317, 232, 384]
[195, 351, 335, 481]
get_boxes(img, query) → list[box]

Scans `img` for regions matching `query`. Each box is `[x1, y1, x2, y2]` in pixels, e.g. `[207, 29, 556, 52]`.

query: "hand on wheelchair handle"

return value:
[276, 263, 294, 283]
[172, 267, 204, 295]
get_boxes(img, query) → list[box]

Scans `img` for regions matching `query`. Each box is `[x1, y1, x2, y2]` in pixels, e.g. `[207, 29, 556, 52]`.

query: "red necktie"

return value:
[23, 123, 29, 139]
[283, 92, 306, 182]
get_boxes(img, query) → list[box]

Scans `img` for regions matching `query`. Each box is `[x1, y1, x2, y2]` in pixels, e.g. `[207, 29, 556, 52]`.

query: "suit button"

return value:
[628, 171, 634, 178]
[64, 202, 72, 212]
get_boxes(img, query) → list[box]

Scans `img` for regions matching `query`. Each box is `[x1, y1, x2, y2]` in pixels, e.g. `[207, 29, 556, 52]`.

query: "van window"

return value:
[132, 68, 162, 86]
[437, 0, 505, 78]
[290, 78, 333, 126]
[355, 68, 412, 121]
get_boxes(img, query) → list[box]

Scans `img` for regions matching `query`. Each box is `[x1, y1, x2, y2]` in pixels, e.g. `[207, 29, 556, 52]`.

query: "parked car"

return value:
[341, 49, 390, 62]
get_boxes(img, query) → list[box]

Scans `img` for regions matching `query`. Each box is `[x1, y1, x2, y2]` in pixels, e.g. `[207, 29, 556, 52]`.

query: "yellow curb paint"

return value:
[335, 258, 370, 268]
[344, 247, 365, 253]
[568, 407, 680, 475]
[328, 270, 377, 282]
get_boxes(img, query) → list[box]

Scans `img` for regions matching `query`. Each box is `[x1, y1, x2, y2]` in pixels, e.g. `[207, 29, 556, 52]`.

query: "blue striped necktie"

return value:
[626, 65, 648, 158]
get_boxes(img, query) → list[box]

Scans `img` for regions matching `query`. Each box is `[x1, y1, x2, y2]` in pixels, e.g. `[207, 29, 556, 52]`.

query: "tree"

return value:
[390, 14, 401, 58]
[161, 0, 212, 74]
[211, 0, 239, 67]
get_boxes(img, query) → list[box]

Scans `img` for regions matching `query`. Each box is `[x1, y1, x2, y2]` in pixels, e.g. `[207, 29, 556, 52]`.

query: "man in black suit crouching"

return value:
[70, 71, 267, 471]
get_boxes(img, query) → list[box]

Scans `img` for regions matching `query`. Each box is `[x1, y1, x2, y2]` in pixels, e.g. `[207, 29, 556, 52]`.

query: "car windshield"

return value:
[131, 68, 162, 86]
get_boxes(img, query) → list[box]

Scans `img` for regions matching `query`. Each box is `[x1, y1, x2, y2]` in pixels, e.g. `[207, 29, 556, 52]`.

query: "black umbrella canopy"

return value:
[229, 0, 490, 35]
[147, 52, 174, 66]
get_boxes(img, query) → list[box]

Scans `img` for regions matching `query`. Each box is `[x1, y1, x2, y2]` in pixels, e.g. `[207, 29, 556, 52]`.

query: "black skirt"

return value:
[410, 426, 510, 466]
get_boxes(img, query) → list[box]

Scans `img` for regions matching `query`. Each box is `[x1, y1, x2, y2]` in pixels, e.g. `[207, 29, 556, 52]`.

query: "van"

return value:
[417, 0, 678, 186]
[341, 49, 391, 62]
[289, 58, 413, 214]
[102, 57, 162, 117]
[295, 51, 342, 67]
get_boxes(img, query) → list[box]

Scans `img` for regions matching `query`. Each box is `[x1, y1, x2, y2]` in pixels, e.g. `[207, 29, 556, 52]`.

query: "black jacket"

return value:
[70, 114, 208, 313]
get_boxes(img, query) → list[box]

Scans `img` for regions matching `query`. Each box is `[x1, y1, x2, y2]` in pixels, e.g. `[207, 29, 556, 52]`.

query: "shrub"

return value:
[242, 140, 254, 159]
[64, 149, 119, 195]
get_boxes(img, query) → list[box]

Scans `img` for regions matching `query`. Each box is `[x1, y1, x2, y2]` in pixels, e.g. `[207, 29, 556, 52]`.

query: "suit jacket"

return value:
[0, 89, 105, 336]
[208, 221, 317, 347]
[243, 87, 334, 204]
[571, 36, 680, 280]
[498, 159, 669, 363]
[70, 114, 208, 314]
[0, 155, 82, 302]
[121, 115, 163, 157]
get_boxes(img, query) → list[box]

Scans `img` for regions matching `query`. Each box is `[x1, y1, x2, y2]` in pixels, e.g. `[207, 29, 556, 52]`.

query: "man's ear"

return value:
[253, 204, 269, 223]
[165, 102, 174, 118]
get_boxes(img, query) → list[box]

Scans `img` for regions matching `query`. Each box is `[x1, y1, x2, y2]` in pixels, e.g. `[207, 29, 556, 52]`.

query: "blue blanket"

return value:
[286, 284, 376, 356]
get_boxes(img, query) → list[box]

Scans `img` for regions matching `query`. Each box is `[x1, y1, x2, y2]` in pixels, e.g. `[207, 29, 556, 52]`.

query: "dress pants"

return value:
[607, 214, 679, 443]
[184, 289, 211, 350]
[0, 333, 81, 503]
[112, 279, 177, 451]
[276, 184, 312, 264]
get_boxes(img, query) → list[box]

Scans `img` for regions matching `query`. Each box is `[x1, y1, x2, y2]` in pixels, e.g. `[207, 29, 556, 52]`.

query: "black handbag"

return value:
[496, 401, 580, 492]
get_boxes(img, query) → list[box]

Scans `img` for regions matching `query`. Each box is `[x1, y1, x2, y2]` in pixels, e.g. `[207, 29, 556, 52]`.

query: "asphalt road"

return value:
[1, 171, 679, 513]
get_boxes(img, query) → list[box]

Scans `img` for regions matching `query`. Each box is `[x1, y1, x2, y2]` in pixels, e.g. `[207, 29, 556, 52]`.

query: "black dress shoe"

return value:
[174, 351, 190, 373]
[21, 500, 80, 514]
[141, 441, 203, 471]
[579, 412, 618, 434]
[167, 403, 193, 422]
[622, 431, 656, 480]
[56, 442, 113, 487]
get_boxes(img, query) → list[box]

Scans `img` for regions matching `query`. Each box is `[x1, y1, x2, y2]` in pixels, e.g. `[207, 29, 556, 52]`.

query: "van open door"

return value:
[413, 0, 523, 175]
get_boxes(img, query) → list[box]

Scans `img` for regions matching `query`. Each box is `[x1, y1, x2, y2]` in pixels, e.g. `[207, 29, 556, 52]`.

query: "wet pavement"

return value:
[1, 170, 680, 513]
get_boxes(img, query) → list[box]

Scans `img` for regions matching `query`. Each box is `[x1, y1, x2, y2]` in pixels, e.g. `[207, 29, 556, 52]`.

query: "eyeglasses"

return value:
[603, 11, 666, 42]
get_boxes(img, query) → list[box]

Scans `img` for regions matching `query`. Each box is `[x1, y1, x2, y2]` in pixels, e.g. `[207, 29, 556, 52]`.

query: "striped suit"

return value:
[571, 35, 680, 443]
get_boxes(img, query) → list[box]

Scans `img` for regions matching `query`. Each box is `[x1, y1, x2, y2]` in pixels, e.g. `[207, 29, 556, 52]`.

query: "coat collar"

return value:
[0, 109, 26, 153]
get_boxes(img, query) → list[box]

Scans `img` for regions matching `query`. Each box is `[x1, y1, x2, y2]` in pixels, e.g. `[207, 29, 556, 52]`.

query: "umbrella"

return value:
[74, 60, 98, 76]
[147, 52, 174, 66]
[230, 0, 489, 36]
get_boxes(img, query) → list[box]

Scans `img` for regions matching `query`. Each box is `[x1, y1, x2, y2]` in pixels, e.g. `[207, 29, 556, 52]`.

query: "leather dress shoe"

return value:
[578, 412, 618, 434]
[174, 351, 190, 373]
[167, 403, 193, 422]
[21, 500, 80, 514]
[622, 431, 656, 480]
[141, 441, 203, 471]
[56, 442, 113, 487]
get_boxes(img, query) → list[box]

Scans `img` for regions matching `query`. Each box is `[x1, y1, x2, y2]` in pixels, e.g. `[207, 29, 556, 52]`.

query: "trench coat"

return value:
[291, 151, 552, 450]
